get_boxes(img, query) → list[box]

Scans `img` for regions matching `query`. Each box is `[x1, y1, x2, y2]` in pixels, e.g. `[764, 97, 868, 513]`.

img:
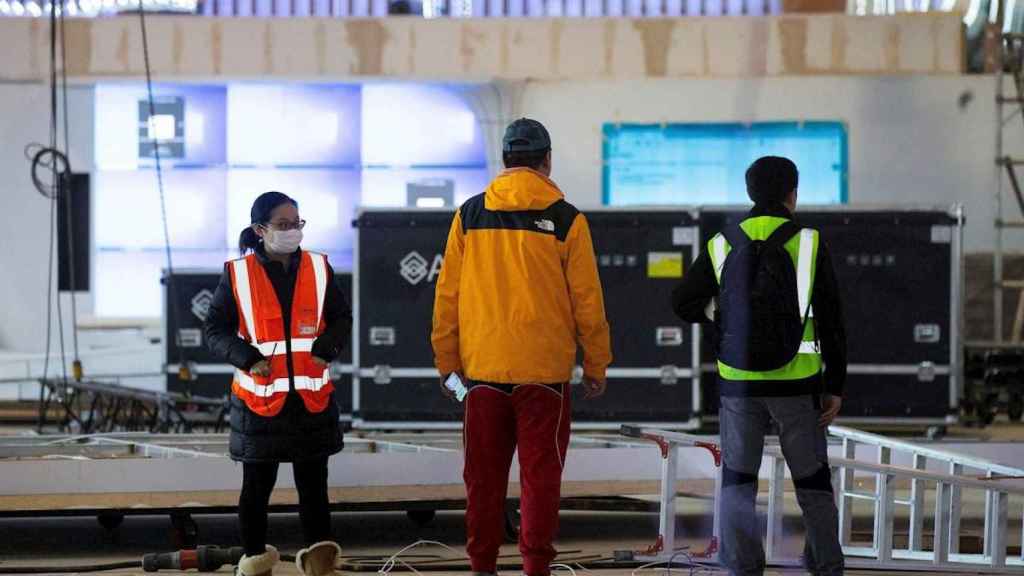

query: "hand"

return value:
[819, 394, 842, 427]
[582, 376, 606, 400]
[312, 356, 329, 367]
[250, 360, 271, 377]
[439, 372, 463, 401]
[439, 374, 454, 400]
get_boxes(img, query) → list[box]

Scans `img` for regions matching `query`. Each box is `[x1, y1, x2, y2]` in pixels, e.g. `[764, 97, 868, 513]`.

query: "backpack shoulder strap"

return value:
[764, 220, 801, 250]
[721, 223, 751, 250]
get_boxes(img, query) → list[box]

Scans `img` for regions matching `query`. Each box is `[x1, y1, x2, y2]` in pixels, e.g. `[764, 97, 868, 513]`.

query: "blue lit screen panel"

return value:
[361, 83, 486, 167]
[93, 169, 228, 251]
[603, 122, 848, 206]
[94, 84, 227, 170]
[227, 84, 362, 167]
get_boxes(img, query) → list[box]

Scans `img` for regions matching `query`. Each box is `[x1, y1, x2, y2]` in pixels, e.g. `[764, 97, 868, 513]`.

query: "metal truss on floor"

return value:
[36, 378, 228, 434]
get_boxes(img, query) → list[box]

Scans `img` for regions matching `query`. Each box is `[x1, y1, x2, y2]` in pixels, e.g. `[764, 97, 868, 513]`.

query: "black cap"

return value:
[745, 156, 799, 206]
[503, 118, 551, 153]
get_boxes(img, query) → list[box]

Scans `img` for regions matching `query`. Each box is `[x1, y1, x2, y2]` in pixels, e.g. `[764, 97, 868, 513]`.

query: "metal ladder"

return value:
[831, 425, 1024, 569]
[620, 425, 1024, 573]
[995, 32, 1024, 342]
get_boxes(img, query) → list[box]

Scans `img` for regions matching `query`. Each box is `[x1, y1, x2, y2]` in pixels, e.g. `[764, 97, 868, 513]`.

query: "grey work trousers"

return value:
[718, 395, 844, 576]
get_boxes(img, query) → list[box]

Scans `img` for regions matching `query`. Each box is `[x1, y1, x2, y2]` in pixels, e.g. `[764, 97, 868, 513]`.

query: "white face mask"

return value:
[263, 228, 303, 254]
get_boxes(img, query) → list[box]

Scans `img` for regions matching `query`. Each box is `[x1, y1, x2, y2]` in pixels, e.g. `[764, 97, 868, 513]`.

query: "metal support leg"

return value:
[874, 447, 893, 561]
[934, 482, 951, 565]
[712, 461, 722, 549]
[985, 471, 996, 557]
[838, 438, 856, 547]
[991, 491, 1009, 568]
[659, 444, 678, 552]
[37, 379, 49, 433]
[949, 462, 963, 555]
[831, 465, 841, 508]
[909, 453, 927, 552]
[875, 472, 894, 563]
[766, 456, 786, 562]
[998, 66, 1007, 343]
[157, 400, 169, 433]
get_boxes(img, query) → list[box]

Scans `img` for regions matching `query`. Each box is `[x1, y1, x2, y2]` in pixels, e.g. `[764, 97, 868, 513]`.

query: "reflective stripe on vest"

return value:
[309, 249, 328, 328]
[235, 371, 331, 396]
[708, 216, 822, 382]
[711, 235, 728, 283]
[229, 251, 333, 416]
[231, 257, 257, 341]
[254, 338, 316, 356]
[797, 228, 815, 318]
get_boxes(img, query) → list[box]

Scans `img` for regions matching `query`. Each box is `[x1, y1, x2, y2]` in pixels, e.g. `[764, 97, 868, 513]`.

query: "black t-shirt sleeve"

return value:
[812, 242, 848, 397]
[672, 250, 719, 324]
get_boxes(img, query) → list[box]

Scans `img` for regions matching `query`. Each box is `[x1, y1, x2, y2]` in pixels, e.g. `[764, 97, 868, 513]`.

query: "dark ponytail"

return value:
[238, 191, 298, 255]
[238, 227, 260, 254]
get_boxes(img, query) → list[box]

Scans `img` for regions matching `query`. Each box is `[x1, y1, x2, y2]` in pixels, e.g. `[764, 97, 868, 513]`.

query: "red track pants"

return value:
[463, 382, 572, 576]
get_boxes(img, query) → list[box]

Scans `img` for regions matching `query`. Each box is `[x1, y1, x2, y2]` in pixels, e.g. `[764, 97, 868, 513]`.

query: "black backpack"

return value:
[717, 221, 809, 372]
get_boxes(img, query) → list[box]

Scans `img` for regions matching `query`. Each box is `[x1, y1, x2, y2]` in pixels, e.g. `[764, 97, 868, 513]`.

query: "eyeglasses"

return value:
[262, 219, 306, 231]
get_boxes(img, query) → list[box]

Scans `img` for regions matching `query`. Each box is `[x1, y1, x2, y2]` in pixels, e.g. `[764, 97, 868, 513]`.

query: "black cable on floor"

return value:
[0, 553, 697, 575]
[0, 561, 139, 574]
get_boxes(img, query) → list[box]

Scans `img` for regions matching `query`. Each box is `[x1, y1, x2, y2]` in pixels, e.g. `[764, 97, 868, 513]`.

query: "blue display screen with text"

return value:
[603, 122, 848, 206]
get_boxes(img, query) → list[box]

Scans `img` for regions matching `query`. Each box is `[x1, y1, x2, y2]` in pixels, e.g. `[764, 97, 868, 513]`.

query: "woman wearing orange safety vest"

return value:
[204, 191, 351, 576]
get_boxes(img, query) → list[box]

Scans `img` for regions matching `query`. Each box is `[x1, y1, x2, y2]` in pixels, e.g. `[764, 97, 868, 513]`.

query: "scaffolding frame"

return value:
[995, 33, 1024, 342]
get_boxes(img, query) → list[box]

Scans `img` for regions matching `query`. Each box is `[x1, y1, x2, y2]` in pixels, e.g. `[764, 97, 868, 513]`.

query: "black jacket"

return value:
[203, 247, 352, 463]
[672, 204, 847, 398]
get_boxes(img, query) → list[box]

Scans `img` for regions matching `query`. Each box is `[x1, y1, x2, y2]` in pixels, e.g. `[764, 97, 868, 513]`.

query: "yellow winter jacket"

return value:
[431, 168, 612, 385]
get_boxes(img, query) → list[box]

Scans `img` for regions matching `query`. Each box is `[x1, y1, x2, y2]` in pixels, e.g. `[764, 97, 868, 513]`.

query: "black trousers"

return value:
[238, 457, 332, 555]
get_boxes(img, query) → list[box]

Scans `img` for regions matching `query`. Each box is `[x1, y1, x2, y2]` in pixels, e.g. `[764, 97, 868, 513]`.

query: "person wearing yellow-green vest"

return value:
[672, 157, 847, 576]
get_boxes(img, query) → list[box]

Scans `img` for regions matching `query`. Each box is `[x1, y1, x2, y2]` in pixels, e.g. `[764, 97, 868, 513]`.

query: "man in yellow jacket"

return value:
[431, 118, 612, 576]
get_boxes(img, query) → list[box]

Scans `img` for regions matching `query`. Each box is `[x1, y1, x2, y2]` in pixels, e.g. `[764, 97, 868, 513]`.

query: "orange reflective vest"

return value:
[228, 251, 334, 417]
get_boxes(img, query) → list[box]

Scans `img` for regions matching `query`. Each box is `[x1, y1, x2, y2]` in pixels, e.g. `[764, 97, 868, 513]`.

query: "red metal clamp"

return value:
[691, 536, 719, 559]
[640, 433, 671, 459]
[642, 535, 665, 556]
[695, 441, 722, 467]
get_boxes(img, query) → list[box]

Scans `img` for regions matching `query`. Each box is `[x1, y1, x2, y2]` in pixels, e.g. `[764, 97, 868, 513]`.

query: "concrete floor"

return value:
[0, 510, 708, 573]
[0, 506, 1013, 575]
